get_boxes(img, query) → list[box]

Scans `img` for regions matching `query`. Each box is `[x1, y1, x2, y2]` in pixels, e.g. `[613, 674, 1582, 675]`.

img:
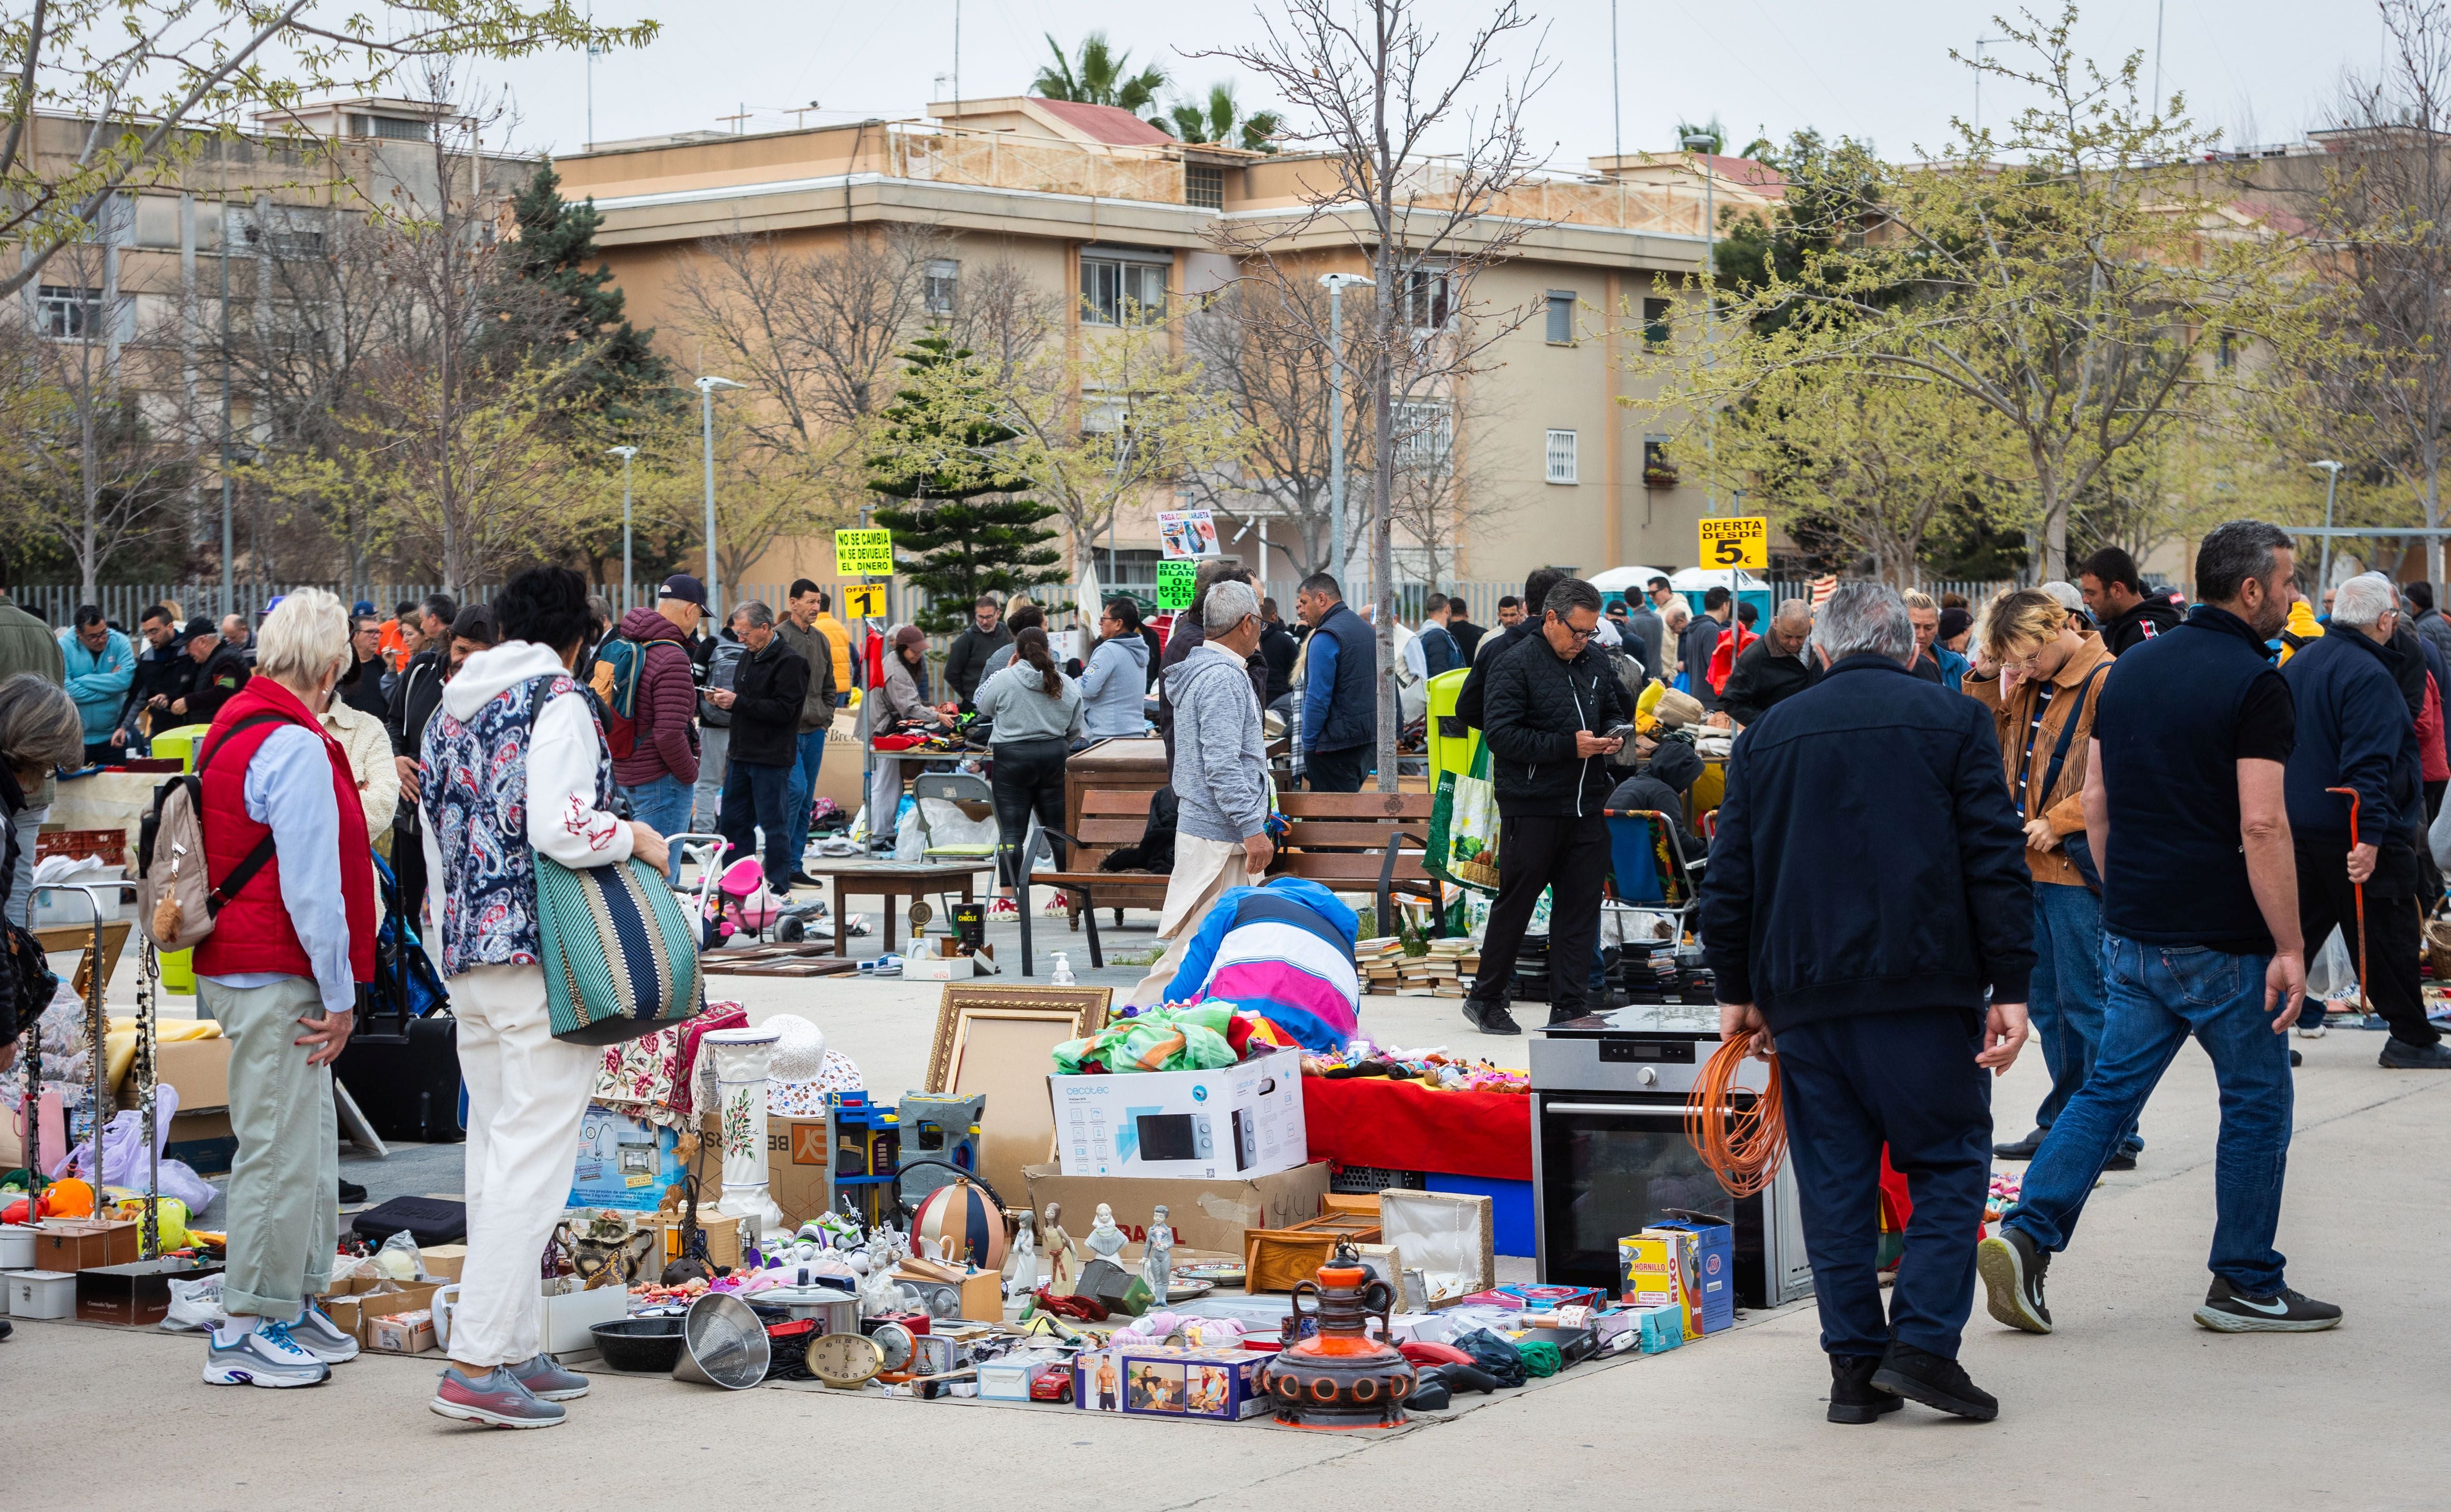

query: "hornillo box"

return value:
[1048, 1048, 1306, 1180]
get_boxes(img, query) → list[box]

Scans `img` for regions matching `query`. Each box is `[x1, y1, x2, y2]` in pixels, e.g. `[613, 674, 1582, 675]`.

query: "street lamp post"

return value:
[1317, 273, 1374, 592]
[607, 445, 639, 609]
[2311, 459, 2343, 594]
[695, 375, 746, 612]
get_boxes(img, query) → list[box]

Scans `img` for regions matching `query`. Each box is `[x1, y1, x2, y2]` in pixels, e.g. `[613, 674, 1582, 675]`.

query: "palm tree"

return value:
[1033, 32, 1169, 116]
[1673, 116, 1779, 163]
[1164, 83, 1283, 154]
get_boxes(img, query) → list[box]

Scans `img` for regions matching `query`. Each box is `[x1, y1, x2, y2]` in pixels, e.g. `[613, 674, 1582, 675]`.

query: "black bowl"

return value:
[590, 1316, 687, 1372]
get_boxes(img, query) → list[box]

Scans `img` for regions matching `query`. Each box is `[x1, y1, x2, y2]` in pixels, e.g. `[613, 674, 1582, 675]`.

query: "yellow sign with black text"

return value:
[843, 582, 887, 619]
[833, 528, 895, 577]
[1698, 516, 1768, 571]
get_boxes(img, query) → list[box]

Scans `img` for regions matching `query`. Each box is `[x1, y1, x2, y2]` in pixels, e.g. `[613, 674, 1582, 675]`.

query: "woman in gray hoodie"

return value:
[975, 628, 1085, 914]
[1080, 598, 1152, 740]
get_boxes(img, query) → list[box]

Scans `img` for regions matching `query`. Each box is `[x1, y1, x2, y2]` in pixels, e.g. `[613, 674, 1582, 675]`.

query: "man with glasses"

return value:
[1720, 599, 1819, 728]
[1459, 578, 1629, 1035]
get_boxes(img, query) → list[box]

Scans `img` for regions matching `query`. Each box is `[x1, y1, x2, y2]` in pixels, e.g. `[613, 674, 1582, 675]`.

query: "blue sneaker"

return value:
[287, 1303, 361, 1364]
[203, 1322, 332, 1388]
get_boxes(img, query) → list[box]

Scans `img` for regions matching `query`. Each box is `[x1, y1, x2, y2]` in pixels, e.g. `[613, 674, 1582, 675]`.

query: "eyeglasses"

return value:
[1557, 620, 1599, 642]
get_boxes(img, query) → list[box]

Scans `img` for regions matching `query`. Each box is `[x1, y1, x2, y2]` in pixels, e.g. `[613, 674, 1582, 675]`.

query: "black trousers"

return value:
[1778, 1007, 1991, 1361]
[990, 737, 1070, 889]
[1306, 744, 1369, 793]
[1466, 813, 1610, 1018]
[394, 816, 428, 941]
[2296, 840, 2436, 1045]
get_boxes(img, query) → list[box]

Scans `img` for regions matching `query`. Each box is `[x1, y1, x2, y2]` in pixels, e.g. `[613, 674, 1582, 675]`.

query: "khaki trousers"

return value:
[202, 975, 337, 1320]
[1128, 835, 1254, 1006]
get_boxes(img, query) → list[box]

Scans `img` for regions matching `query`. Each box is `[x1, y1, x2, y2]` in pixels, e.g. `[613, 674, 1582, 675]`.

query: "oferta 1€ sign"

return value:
[842, 582, 887, 619]
[833, 528, 894, 577]
[1698, 516, 1768, 571]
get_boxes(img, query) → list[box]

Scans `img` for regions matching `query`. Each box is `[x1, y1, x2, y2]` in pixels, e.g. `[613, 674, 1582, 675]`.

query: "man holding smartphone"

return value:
[1461, 577, 1629, 1035]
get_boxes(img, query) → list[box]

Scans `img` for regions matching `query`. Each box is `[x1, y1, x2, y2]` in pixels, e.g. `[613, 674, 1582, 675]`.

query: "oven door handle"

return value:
[1538, 1101, 1691, 1115]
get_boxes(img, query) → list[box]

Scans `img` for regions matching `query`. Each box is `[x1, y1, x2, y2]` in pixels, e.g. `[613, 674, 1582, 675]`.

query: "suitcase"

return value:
[336, 1006, 466, 1145]
[351, 1195, 468, 1247]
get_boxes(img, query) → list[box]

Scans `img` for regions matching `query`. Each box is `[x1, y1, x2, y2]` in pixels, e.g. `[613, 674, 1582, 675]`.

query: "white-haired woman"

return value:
[189, 587, 377, 1390]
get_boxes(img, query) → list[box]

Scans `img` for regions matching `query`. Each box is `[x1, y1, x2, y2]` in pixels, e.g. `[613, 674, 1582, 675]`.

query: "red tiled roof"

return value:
[1031, 97, 1172, 147]
[1692, 153, 1787, 197]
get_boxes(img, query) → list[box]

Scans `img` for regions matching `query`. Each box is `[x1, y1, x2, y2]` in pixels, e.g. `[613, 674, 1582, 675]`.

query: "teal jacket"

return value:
[59, 627, 134, 742]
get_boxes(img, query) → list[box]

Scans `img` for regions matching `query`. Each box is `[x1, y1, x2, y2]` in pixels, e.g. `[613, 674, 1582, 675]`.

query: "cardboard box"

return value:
[355, 1280, 445, 1349]
[1073, 1345, 1271, 1421]
[154, 1036, 231, 1112]
[1048, 1048, 1306, 1180]
[418, 1244, 467, 1283]
[645, 1210, 751, 1272]
[765, 1112, 836, 1230]
[1618, 1229, 1699, 1341]
[368, 1309, 435, 1354]
[75, 1259, 223, 1326]
[33, 1219, 139, 1272]
[1650, 1217, 1735, 1334]
[163, 1109, 236, 1175]
[1023, 1160, 1331, 1261]
[570, 1104, 690, 1212]
[323, 1294, 361, 1335]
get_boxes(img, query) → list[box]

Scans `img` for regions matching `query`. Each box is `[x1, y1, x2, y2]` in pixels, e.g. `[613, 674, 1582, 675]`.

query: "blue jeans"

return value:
[627, 774, 696, 879]
[720, 759, 795, 893]
[2026, 882, 2141, 1154]
[691, 726, 728, 834]
[2007, 933, 2294, 1297]
[1778, 1007, 1992, 1360]
[785, 727, 827, 870]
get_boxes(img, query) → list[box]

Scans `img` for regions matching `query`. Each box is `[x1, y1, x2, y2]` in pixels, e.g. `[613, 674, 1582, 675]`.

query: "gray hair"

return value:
[1811, 581, 1915, 665]
[2333, 573, 2399, 628]
[2037, 580, 2086, 617]
[1773, 598, 1814, 631]
[1542, 577, 1603, 619]
[1204, 578, 1261, 634]
[255, 586, 351, 685]
[0, 673, 84, 781]
[732, 600, 775, 631]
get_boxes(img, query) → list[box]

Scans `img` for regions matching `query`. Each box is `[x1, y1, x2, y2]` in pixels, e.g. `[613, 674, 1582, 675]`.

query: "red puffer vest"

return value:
[190, 677, 377, 985]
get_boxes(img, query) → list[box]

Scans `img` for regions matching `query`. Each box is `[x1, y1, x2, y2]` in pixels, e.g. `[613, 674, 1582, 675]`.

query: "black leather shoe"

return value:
[1992, 1128, 2047, 1160]
[2100, 1152, 2137, 1172]
[338, 1178, 367, 1204]
[789, 870, 820, 887]
[2379, 1036, 2451, 1069]
[1871, 1342, 1999, 1421]
[1462, 997, 1522, 1035]
[1827, 1353, 1903, 1424]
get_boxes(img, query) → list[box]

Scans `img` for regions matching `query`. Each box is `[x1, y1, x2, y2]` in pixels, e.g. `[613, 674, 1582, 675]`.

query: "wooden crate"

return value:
[1242, 1212, 1383, 1294]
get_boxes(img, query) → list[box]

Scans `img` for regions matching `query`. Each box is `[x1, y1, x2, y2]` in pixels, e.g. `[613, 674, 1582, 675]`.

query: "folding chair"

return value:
[1602, 809, 1705, 947]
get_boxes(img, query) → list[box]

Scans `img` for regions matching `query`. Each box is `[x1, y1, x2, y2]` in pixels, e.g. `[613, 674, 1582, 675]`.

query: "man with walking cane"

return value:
[2277, 573, 2449, 1065]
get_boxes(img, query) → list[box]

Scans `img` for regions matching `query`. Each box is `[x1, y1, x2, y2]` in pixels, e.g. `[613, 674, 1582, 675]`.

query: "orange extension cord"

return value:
[1685, 1031, 1788, 1198]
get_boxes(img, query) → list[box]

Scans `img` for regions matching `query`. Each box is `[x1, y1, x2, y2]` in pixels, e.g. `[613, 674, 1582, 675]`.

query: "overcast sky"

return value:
[481, 0, 2399, 167]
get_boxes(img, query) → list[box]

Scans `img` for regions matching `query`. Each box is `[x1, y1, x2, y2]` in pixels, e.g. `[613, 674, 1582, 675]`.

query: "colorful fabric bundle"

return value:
[1053, 1003, 1240, 1075]
[1154, 877, 1361, 1052]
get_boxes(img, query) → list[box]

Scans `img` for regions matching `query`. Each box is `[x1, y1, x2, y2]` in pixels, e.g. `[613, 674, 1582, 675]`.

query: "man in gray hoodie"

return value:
[1132, 580, 1274, 1004]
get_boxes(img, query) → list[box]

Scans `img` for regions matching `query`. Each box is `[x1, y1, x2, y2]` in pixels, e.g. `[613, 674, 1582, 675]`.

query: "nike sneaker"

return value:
[2193, 1278, 2342, 1333]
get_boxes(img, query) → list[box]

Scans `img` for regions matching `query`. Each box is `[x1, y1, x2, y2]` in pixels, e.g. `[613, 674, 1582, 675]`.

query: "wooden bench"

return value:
[1023, 787, 1444, 973]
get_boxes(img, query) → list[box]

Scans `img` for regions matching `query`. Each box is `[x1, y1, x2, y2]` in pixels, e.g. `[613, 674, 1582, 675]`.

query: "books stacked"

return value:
[1424, 937, 1478, 998]
[1356, 937, 1405, 995]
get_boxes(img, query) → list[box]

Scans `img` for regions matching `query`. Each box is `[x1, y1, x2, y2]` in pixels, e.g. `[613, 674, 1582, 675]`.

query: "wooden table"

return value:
[797, 859, 985, 954]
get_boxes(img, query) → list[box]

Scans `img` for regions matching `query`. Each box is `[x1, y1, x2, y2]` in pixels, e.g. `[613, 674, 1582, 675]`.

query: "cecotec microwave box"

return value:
[1048, 1049, 1305, 1180]
[1073, 1345, 1271, 1421]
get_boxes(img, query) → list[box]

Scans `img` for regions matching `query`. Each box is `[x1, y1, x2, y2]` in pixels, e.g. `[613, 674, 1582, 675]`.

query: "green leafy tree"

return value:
[866, 336, 1065, 632]
[1165, 84, 1283, 153]
[498, 161, 671, 415]
[1033, 32, 1169, 115]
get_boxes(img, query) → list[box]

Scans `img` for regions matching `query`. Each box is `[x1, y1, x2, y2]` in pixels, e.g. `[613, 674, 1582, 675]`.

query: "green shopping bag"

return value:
[1426, 741, 1503, 896]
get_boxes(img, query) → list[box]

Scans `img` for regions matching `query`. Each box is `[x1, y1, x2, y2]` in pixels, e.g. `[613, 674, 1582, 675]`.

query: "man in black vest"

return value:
[1701, 580, 2032, 1425]
[1982, 519, 2344, 1344]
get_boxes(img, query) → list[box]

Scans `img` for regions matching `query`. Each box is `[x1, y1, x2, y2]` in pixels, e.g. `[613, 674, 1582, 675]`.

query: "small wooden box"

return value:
[1242, 1212, 1382, 1294]
[33, 1219, 139, 1272]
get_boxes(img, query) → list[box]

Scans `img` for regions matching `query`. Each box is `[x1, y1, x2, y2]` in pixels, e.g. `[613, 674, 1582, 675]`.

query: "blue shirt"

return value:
[57, 628, 134, 742]
[198, 724, 354, 1018]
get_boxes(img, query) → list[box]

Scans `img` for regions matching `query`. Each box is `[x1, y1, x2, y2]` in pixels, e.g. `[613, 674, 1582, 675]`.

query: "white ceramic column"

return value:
[700, 1025, 786, 1238]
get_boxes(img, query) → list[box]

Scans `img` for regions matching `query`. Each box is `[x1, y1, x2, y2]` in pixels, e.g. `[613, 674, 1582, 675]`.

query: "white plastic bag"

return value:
[373, 1229, 426, 1282]
[2305, 926, 2356, 1004]
[893, 797, 928, 861]
[160, 1272, 226, 1333]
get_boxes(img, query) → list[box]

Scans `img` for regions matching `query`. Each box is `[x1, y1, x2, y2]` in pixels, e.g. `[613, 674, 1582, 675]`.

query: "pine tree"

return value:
[866, 334, 1065, 632]
[500, 161, 670, 414]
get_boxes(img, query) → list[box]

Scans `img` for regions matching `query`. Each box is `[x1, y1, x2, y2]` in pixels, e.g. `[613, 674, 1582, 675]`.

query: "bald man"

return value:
[1720, 599, 1820, 728]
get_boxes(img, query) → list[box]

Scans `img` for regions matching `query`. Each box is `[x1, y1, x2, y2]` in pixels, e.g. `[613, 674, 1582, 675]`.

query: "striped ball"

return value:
[911, 1178, 1007, 1271]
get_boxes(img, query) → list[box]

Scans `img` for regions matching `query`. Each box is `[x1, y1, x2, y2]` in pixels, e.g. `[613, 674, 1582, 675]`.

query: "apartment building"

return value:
[558, 98, 1754, 598]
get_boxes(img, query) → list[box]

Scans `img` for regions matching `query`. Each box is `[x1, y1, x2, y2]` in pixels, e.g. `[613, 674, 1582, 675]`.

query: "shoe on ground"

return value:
[1976, 1226, 2053, 1335]
[1991, 1128, 2046, 1160]
[287, 1303, 361, 1364]
[1826, 1353, 1903, 1425]
[788, 870, 820, 887]
[2378, 1036, 2451, 1069]
[2296, 1017, 2328, 1039]
[0, 1318, 12, 1342]
[509, 1353, 591, 1401]
[1462, 997, 1521, 1036]
[1869, 1342, 1999, 1421]
[2193, 1277, 2343, 1334]
[203, 1321, 332, 1388]
[338, 1177, 368, 1204]
[2100, 1152, 2138, 1172]
[430, 1365, 567, 1428]
[987, 897, 1020, 918]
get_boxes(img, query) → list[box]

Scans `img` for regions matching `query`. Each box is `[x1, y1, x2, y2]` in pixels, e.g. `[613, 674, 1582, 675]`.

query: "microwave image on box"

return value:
[1132, 1112, 1213, 1163]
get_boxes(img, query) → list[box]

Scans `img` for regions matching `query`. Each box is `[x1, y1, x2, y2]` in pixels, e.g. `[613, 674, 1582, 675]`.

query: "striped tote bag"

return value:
[535, 853, 704, 1045]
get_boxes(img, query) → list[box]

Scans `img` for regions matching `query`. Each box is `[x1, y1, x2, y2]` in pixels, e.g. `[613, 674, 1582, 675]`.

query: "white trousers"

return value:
[450, 962, 599, 1368]
[1128, 834, 1254, 1006]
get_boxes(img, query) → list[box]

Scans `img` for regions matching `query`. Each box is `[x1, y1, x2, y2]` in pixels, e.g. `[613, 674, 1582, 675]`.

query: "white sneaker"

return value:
[203, 1322, 332, 1388]
[287, 1303, 362, 1364]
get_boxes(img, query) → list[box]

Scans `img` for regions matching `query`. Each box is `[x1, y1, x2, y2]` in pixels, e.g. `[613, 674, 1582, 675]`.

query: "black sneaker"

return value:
[337, 1178, 367, 1204]
[789, 870, 820, 887]
[2100, 1152, 2138, 1172]
[1462, 997, 1521, 1035]
[1991, 1128, 2046, 1160]
[2378, 1036, 2451, 1069]
[1976, 1226, 2053, 1335]
[2193, 1277, 2343, 1334]
[1826, 1353, 1902, 1424]
[1869, 1342, 1999, 1421]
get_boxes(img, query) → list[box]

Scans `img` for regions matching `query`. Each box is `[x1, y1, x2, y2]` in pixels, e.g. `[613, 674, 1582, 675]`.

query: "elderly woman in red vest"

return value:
[191, 587, 376, 1390]
[419, 565, 666, 1428]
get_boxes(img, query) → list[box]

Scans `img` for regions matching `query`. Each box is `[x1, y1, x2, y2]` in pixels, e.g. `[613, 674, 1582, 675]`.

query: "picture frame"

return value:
[926, 984, 1112, 1204]
[1378, 1190, 1496, 1306]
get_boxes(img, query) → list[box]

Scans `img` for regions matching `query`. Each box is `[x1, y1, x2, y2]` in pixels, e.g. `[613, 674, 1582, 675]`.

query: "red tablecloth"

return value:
[1301, 1074, 1533, 1183]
